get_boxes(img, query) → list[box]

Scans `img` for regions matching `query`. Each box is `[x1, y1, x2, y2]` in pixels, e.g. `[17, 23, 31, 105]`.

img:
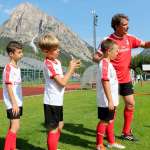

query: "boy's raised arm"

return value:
[54, 59, 80, 87]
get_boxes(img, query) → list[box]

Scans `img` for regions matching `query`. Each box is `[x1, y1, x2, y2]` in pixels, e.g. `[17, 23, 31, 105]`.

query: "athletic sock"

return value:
[123, 107, 134, 135]
[96, 122, 107, 145]
[106, 120, 115, 144]
[47, 129, 61, 150]
[4, 129, 16, 150]
[11, 131, 17, 150]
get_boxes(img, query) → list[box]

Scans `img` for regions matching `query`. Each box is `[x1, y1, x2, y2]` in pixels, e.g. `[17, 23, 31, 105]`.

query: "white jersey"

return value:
[43, 58, 65, 106]
[96, 58, 119, 107]
[3, 64, 22, 109]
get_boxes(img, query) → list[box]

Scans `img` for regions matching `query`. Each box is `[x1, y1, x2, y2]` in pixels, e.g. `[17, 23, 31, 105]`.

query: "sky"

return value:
[0, 0, 150, 55]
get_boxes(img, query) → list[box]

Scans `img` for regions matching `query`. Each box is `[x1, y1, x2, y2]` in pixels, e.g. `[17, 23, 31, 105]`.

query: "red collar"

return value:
[46, 58, 58, 64]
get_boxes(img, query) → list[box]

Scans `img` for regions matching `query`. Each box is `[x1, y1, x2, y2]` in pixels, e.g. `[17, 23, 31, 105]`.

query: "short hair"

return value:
[6, 41, 22, 54]
[111, 13, 129, 31]
[38, 33, 59, 51]
[101, 39, 117, 53]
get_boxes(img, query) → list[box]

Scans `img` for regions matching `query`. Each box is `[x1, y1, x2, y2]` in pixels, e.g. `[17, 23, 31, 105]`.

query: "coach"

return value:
[93, 13, 150, 141]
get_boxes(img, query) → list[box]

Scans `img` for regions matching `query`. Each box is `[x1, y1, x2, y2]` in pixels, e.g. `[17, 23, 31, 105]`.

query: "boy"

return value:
[3, 41, 23, 150]
[96, 39, 125, 150]
[38, 33, 80, 150]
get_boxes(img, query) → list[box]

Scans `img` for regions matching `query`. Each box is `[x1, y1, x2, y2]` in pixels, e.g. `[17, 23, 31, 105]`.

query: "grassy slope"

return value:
[0, 82, 150, 149]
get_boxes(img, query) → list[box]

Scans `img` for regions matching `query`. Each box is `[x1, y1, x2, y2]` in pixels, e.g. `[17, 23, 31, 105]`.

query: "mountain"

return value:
[0, 2, 93, 63]
[140, 48, 150, 56]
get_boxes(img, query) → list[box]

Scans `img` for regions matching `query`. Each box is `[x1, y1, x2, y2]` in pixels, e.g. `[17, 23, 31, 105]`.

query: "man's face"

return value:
[115, 18, 129, 36]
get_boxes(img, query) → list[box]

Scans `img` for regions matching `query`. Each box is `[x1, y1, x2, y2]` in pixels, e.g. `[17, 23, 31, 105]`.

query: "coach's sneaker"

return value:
[120, 129, 138, 142]
[120, 133, 138, 142]
[96, 144, 106, 150]
[107, 143, 125, 149]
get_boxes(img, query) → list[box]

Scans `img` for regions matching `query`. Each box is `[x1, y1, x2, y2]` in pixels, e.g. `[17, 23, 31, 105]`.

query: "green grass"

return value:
[0, 82, 150, 150]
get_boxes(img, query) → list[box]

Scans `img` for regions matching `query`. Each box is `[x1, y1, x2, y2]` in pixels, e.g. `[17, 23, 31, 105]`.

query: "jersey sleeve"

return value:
[101, 60, 110, 81]
[4, 64, 13, 84]
[45, 60, 58, 79]
[128, 35, 143, 48]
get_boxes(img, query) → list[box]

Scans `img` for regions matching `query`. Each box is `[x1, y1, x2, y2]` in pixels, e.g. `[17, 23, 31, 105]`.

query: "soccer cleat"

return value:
[107, 143, 125, 149]
[96, 144, 106, 150]
[120, 129, 138, 142]
[120, 133, 138, 142]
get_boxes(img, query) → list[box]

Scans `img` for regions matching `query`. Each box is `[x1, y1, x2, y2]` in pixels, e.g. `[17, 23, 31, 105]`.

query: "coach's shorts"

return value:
[44, 104, 63, 129]
[119, 82, 134, 96]
[7, 107, 23, 119]
[98, 107, 115, 122]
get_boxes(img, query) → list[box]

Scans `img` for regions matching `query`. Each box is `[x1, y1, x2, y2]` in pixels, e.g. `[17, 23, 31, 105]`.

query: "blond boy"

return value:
[38, 33, 80, 150]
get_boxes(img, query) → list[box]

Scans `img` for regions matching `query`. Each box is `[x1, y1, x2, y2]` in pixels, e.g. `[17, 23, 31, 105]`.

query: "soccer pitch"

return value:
[0, 82, 150, 150]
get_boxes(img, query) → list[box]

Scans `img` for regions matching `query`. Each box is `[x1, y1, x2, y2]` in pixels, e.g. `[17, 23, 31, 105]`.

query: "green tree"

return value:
[131, 54, 150, 76]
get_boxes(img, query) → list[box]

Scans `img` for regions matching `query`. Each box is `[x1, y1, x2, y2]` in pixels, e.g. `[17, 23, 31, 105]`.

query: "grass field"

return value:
[0, 82, 150, 150]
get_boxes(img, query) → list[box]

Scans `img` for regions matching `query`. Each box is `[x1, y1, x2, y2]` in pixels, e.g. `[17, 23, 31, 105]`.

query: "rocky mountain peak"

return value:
[0, 2, 93, 62]
[2, 2, 49, 38]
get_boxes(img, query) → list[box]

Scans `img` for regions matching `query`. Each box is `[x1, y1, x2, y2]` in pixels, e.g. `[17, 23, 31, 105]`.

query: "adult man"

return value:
[93, 13, 150, 141]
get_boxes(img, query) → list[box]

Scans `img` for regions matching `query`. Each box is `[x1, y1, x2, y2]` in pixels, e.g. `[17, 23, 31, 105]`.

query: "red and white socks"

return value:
[4, 129, 16, 150]
[106, 120, 115, 144]
[123, 107, 134, 135]
[47, 129, 61, 150]
[96, 122, 107, 146]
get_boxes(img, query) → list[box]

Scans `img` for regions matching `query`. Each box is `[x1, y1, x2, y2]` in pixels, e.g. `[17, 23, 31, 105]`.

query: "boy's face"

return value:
[9, 48, 23, 61]
[109, 44, 119, 60]
[44, 47, 60, 60]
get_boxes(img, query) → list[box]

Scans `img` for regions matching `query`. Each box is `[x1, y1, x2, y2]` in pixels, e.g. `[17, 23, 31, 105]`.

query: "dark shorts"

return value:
[98, 107, 115, 122]
[44, 104, 63, 129]
[119, 82, 134, 96]
[7, 107, 23, 119]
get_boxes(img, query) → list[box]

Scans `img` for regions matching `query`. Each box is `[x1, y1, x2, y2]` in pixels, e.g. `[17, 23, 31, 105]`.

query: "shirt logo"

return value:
[126, 39, 129, 46]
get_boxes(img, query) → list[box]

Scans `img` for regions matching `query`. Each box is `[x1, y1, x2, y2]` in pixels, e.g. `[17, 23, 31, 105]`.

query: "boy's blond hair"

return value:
[38, 33, 59, 51]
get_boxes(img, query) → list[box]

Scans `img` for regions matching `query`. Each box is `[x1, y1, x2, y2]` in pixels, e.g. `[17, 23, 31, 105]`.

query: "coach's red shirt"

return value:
[97, 34, 142, 83]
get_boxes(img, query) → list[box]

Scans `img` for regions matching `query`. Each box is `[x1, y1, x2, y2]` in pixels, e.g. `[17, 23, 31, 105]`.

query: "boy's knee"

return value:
[11, 124, 20, 133]
[125, 101, 135, 110]
[59, 121, 64, 131]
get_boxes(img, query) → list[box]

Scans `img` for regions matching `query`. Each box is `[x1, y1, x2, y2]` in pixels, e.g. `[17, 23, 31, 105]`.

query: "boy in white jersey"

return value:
[96, 39, 125, 150]
[3, 41, 23, 150]
[38, 33, 80, 150]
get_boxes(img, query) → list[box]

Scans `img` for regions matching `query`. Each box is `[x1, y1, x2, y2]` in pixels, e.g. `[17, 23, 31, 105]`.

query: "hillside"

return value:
[0, 2, 93, 67]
